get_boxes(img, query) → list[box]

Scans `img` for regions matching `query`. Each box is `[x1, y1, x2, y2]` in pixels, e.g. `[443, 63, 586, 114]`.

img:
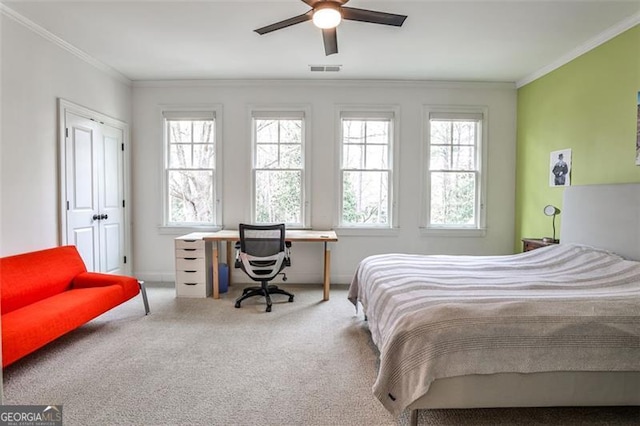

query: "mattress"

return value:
[348, 244, 640, 415]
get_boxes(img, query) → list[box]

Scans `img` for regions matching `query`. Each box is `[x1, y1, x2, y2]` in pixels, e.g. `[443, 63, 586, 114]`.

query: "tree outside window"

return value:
[427, 112, 483, 228]
[340, 117, 392, 227]
[165, 115, 217, 226]
[253, 116, 305, 226]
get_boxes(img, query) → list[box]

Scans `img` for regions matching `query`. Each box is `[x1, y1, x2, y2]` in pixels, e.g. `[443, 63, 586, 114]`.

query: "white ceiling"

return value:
[2, 1, 639, 84]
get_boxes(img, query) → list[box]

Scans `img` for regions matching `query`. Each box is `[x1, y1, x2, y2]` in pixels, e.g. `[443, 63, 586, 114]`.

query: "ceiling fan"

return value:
[254, 0, 407, 56]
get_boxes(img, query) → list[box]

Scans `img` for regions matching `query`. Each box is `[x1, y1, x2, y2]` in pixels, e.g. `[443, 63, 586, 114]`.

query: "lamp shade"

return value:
[543, 205, 560, 216]
[313, 4, 342, 29]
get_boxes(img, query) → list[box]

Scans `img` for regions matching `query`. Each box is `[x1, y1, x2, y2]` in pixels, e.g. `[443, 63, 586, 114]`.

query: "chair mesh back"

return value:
[241, 228, 284, 257]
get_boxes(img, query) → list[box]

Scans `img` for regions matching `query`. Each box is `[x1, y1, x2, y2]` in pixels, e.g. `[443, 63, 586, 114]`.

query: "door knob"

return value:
[92, 214, 100, 221]
[100, 214, 108, 220]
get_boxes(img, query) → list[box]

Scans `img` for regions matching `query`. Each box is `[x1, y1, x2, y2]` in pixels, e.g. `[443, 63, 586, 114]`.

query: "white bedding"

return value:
[348, 244, 640, 416]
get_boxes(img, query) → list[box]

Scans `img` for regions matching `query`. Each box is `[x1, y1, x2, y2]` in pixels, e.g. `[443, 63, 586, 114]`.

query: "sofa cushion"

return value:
[1, 246, 87, 314]
[72, 272, 140, 300]
[2, 285, 132, 366]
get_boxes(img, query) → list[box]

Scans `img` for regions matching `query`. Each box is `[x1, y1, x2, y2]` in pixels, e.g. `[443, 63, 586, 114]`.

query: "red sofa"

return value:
[1, 245, 149, 367]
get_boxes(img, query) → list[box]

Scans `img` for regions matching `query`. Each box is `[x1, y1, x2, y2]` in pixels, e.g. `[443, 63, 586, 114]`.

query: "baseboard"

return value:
[133, 271, 353, 286]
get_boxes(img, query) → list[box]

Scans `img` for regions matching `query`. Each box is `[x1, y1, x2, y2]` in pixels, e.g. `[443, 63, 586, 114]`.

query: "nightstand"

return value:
[522, 238, 558, 252]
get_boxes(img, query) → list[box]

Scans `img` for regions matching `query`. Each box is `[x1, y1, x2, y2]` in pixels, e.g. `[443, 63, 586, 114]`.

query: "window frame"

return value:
[249, 106, 311, 229]
[159, 105, 223, 233]
[335, 105, 399, 234]
[421, 105, 488, 237]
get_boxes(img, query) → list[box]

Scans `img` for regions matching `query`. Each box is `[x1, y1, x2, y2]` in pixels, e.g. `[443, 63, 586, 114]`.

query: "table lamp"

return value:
[542, 205, 560, 243]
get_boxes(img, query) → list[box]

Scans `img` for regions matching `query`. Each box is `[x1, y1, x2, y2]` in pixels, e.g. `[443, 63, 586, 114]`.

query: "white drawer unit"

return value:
[175, 235, 211, 298]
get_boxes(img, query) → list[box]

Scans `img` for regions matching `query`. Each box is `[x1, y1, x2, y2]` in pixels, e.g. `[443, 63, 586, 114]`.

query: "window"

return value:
[424, 108, 486, 232]
[339, 110, 396, 228]
[163, 109, 222, 228]
[251, 110, 308, 227]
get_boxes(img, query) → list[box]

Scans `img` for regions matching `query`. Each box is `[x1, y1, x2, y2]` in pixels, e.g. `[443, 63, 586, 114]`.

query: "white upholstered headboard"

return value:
[560, 183, 640, 261]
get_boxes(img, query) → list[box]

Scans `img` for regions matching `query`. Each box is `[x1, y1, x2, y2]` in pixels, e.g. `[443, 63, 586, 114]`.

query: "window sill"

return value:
[420, 227, 487, 237]
[334, 227, 400, 237]
[158, 225, 222, 235]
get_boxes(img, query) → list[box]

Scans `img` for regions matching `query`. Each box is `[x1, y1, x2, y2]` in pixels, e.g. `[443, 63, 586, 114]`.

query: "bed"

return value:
[348, 183, 640, 425]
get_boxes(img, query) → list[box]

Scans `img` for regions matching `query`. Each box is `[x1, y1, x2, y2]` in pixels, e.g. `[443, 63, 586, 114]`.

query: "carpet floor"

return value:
[2, 283, 638, 425]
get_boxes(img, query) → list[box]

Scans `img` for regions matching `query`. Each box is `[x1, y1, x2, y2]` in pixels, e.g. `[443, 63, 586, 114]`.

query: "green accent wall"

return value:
[515, 25, 640, 251]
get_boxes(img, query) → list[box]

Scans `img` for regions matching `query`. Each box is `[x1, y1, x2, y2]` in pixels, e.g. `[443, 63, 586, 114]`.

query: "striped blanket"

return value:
[348, 244, 640, 415]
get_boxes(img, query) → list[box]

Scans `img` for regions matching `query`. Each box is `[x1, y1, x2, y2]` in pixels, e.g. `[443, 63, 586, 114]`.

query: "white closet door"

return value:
[64, 111, 125, 274]
[98, 124, 125, 274]
[65, 112, 100, 271]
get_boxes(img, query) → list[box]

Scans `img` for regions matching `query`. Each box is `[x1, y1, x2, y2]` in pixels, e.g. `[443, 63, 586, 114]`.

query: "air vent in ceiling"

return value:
[309, 65, 342, 72]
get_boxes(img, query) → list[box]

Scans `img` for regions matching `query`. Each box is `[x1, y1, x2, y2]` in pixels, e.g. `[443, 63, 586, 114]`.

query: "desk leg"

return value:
[212, 242, 220, 299]
[226, 241, 233, 287]
[323, 241, 331, 301]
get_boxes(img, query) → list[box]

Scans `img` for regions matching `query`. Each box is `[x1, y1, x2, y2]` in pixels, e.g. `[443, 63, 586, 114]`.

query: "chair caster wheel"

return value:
[235, 302, 241, 308]
[288, 296, 294, 302]
[266, 305, 272, 312]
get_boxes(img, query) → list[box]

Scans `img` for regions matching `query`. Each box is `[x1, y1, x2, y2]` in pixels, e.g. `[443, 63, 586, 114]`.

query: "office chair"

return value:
[234, 223, 294, 312]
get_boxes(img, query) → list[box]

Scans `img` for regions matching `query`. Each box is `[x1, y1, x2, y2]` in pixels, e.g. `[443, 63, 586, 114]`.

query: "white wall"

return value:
[0, 10, 516, 287]
[132, 80, 517, 284]
[0, 14, 132, 256]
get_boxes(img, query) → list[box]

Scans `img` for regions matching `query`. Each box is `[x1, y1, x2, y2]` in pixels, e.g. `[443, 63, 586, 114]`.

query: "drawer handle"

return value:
[184, 257, 197, 260]
[184, 270, 197, 273]
[184, 240, 197, 242]
[184, 282, 198, 286]
[183, 248, 196, 251]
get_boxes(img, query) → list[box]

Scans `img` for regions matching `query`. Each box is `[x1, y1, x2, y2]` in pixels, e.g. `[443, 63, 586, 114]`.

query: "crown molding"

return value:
[132, 78, 516, 90]
[517, 12, 640, 88]
[0, 3, 131, 85]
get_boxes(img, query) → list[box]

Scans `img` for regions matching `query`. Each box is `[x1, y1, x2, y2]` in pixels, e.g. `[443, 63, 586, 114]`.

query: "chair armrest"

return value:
[234, 241, 242, 268]
[285, 241, 292, 267]
[72, 272, 131, 289]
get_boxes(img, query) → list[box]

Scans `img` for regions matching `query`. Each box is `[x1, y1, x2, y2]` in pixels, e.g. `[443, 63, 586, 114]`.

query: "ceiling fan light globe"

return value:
[313, 8, 342, 29]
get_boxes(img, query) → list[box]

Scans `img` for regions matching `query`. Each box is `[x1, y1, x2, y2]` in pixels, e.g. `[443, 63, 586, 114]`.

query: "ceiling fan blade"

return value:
[254, 11, 313, 35]
[341, 7, 407, 27]
[322, 28, 338, 56]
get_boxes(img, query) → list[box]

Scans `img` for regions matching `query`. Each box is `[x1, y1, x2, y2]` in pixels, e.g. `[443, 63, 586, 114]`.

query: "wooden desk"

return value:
[203, 230, 338, 301]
